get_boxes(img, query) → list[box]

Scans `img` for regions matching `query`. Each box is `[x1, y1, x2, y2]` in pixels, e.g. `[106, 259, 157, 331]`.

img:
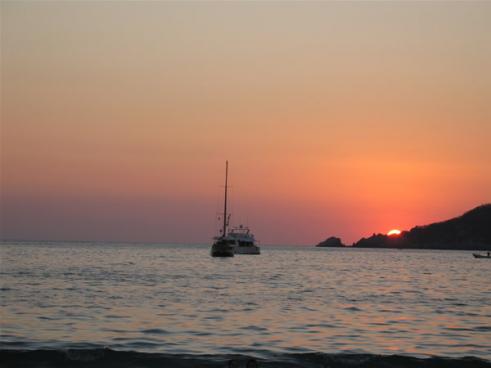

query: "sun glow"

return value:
[387, 229, 402, 236]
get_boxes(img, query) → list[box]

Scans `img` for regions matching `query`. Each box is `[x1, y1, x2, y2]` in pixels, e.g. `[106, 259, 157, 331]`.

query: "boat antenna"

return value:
[222, 160, 229, 238]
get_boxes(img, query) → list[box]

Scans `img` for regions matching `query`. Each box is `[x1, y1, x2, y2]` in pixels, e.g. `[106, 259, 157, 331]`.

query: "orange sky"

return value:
[1, 2, 490, 244]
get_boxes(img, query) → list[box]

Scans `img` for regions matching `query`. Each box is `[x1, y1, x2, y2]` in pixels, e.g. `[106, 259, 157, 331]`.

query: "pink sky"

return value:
[1, 2, 490, 244]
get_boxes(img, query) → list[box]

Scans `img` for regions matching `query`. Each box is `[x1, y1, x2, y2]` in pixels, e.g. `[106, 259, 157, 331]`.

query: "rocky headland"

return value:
[317, 204, 491, 250]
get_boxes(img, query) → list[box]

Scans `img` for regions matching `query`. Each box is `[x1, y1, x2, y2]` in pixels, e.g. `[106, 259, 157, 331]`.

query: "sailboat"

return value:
[210, 161, 235, 257]
[210, 161, 261, 257]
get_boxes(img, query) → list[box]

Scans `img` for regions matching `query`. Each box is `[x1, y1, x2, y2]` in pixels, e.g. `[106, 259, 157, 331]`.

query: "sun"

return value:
[387, 229, 402, 236]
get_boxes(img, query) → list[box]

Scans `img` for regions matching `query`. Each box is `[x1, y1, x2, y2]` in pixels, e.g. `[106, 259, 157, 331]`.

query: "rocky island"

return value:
[316, 236, 345, 247]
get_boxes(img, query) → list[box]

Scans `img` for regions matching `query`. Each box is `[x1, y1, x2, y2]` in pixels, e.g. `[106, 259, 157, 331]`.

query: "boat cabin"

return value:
[227, 225, 256, 247]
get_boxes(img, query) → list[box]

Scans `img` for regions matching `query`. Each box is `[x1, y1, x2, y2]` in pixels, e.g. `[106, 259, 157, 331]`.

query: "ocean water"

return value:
[1, 241, 490, 367]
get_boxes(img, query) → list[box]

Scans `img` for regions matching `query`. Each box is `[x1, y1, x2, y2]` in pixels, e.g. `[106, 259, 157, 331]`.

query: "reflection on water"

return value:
[0, 242, 490, 359]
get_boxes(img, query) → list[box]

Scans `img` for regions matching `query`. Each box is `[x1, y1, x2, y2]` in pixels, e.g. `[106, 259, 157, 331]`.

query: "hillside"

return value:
[352, 204, 491, 250]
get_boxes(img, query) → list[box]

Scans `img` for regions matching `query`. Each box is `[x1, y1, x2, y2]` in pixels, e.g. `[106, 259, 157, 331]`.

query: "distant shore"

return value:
[317, 204, 491, 251]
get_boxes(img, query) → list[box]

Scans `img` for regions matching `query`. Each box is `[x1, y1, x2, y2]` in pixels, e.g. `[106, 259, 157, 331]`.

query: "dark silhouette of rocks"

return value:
[352, 204, 491, 250]
[316, 236, 345, 247]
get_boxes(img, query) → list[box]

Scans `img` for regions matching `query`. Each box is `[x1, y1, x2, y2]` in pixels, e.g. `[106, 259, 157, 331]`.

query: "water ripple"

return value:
[1, 242, 490, 360]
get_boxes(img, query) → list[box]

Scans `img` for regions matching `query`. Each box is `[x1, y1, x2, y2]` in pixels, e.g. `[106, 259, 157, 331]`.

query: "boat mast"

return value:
[222, 161, 229, 237]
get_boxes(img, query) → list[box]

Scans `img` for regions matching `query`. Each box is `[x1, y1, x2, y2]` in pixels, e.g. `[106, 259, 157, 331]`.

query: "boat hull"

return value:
[211, 242, 234, 257]
[473, 253, 491, 259]
[234, 246, 260, 255]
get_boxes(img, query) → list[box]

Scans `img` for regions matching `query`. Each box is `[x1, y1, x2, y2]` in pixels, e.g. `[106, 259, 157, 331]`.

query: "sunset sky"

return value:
[1, 2, 490, 245]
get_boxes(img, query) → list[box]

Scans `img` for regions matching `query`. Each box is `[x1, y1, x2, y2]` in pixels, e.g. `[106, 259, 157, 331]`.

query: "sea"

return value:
[1, 241, 490, 368]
